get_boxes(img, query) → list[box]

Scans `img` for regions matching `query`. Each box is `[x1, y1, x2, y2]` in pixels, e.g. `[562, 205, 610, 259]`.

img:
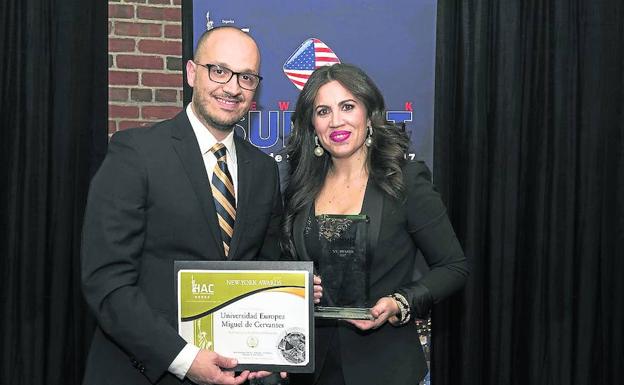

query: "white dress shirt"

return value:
[168, 104, 239, 379]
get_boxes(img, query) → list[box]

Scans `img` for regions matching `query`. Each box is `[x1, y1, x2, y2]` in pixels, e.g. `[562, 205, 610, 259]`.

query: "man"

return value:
[81, 26, 282, 385]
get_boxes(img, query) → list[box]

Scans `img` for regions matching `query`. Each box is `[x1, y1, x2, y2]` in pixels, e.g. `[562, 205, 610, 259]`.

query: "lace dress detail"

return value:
[317, 216, 354, 241]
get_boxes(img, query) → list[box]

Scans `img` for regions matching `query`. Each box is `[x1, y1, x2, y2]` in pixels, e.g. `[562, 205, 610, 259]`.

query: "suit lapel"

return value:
[361, 180, 383, 259]
[293, 202, 313, 261]
[169, 112, 225, 259]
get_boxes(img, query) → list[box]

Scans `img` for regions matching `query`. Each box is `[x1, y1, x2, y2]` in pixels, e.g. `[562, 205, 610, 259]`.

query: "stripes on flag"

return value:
[283, 38, 340, 90]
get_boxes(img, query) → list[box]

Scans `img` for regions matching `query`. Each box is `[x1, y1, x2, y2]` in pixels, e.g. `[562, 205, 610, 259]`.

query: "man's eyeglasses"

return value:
[194, 62, 262, 91]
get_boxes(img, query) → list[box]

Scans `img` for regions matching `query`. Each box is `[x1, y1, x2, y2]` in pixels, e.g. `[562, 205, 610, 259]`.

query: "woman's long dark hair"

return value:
[281, 63, 410, 259]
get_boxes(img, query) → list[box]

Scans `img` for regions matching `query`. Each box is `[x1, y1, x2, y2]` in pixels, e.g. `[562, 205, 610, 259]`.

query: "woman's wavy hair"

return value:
[281, 63, 410, 258]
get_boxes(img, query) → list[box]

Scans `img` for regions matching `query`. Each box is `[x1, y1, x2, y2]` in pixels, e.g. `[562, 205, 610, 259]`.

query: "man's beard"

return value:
[193, 98, 245, 133]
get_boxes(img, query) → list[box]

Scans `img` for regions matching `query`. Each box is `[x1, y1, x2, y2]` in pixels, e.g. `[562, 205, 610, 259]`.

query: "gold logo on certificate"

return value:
[247, 336, 259, 348]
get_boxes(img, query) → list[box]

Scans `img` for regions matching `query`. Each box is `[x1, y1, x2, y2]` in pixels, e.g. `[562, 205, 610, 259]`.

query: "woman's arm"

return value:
[396, 161, 469, 319]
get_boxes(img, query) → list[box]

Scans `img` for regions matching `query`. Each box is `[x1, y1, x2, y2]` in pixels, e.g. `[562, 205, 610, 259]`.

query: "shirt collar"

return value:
[186, 103, 237, 162]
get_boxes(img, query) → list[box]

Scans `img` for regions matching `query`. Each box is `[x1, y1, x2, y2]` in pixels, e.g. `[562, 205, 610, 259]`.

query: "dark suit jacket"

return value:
[81, 111, 282, 385]
[290, 161, 468, 385]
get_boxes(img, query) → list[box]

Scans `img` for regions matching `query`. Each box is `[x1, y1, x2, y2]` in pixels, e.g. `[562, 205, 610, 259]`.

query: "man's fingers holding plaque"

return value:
[248, 371, 289, 382]
[313, 275, 323, 304]
[248, 371, 288, 380]
[187, 349, 249, 385]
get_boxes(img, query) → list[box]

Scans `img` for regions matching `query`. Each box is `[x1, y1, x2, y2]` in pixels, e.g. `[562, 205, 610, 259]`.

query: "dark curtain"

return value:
[0, 0, 107, 384]
[433, 1, 623, 385]
[2, 0, 623, 384]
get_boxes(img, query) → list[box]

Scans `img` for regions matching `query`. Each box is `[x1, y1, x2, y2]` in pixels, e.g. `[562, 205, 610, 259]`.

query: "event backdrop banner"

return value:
[187, 2, 436, 383]
[189, 0, 437, 170]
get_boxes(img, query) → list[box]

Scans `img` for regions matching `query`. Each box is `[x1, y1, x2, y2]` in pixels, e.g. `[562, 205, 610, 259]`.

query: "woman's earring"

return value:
[314, 136, 325, 157]
[365, 125, 373, 147]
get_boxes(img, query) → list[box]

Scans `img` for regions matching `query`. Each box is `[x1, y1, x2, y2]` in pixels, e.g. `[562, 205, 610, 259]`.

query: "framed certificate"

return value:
[175, 261, 314, 373]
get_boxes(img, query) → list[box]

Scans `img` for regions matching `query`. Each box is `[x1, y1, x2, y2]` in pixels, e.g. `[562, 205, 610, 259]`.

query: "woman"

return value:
[281, 63, 469, 385]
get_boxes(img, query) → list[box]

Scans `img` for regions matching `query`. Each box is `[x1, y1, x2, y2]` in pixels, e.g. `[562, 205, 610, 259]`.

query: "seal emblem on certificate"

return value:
[175, 261, 314, 373]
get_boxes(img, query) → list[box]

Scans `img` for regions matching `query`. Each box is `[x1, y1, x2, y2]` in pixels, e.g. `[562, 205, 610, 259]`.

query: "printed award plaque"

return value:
[175, 261, 314, 373]
[314, 214, 373, 320]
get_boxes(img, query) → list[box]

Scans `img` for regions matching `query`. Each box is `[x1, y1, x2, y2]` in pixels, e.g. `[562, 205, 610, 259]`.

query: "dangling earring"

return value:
[365, 125, 373, 147]
[314, 136, 324, 157]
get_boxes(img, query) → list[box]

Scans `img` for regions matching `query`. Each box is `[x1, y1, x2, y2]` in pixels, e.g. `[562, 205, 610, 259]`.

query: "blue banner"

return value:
[192, 0, 437, 169]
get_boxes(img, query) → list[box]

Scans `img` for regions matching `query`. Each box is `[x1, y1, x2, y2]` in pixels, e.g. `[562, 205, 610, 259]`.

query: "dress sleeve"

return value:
[395, 161, 469, 318]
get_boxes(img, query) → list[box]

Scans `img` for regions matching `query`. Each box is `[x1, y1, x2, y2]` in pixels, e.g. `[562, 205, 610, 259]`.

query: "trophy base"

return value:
[314, 306, 373, 320]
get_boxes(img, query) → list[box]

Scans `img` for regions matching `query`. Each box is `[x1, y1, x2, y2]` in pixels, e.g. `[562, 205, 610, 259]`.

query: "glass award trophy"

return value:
[314, 214, 373, 320]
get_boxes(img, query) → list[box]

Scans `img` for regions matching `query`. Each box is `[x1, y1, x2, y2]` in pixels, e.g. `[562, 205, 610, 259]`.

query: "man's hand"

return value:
[247, 371, 289, 382]
[186, 349, 249, 385]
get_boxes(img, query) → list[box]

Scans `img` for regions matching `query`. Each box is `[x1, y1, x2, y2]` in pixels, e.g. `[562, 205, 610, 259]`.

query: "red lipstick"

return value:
[329, 131, 351, 142]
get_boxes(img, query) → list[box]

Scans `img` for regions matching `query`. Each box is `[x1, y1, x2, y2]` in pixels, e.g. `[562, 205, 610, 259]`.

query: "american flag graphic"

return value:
[283, 38, 340, 90]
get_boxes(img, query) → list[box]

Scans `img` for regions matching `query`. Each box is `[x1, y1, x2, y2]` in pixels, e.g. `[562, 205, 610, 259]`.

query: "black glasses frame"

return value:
[194, 62, 263, 90]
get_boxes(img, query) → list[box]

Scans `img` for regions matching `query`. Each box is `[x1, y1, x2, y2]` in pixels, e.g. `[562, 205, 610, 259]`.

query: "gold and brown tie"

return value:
[210, 143, 236, 257]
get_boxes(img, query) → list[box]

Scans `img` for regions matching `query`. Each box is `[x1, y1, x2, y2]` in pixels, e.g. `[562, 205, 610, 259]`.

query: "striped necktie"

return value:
[210, 143, 236, 258]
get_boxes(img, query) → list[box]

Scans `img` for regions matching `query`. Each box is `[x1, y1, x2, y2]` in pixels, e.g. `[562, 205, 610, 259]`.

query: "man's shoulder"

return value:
[110, 112, 183, 144]
[235, 135, 277, 166]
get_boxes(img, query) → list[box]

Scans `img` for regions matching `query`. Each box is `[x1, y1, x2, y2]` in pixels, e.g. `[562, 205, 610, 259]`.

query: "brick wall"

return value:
[108, 0, 183, 134]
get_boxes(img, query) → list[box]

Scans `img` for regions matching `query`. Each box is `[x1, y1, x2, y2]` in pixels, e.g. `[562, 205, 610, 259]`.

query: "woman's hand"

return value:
[345, 296, 400, 330]
[313, 275, 323, 304]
